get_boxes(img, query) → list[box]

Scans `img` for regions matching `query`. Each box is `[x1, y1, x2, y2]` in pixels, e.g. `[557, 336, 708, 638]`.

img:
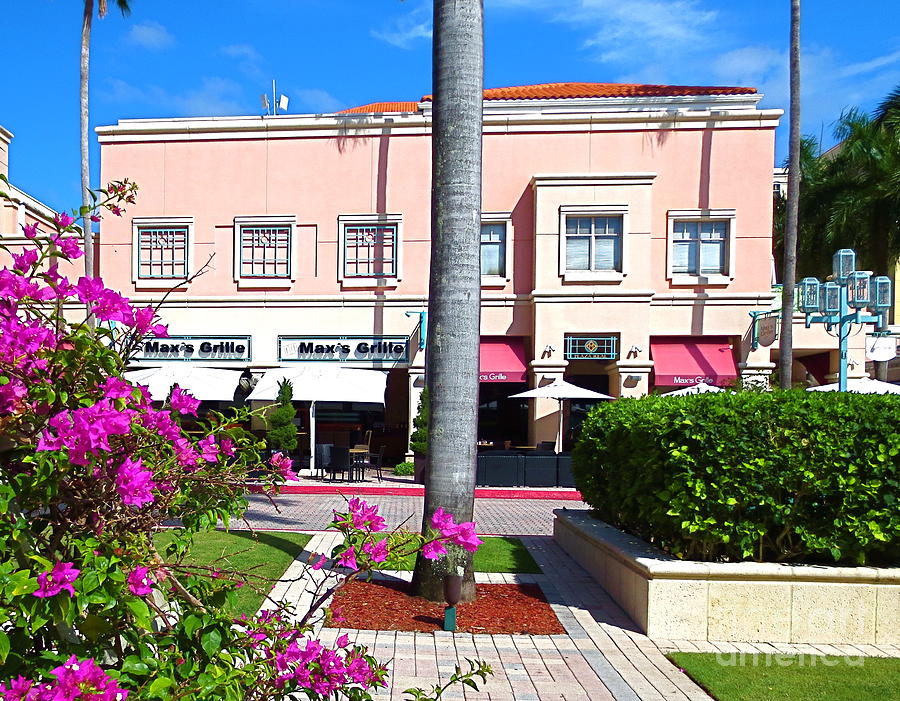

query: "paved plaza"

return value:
[251, 492, 900, 700]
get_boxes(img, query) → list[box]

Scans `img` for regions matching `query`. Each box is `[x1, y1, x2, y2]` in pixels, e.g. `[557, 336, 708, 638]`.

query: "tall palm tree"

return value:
[779, 0, 801, 389]
[411, 0, 484, 603]
[81, 0, 131, 279]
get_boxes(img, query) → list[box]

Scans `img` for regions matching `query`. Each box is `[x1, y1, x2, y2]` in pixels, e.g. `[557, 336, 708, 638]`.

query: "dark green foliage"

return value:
[573, 391, 900, 565]
[266, 380, 297, 453]
[393, 461, 415, 476]
[409, 387, 429, 455]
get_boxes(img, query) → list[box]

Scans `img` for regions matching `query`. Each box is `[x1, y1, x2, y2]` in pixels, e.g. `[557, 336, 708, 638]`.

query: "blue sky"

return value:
[2, 0, 899, 211]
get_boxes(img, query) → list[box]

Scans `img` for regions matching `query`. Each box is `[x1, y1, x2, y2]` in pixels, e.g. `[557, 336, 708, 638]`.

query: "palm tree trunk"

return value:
[779, 0, 801, 389]
[81, 0, 94, 281]
[411, 0, 484, 603]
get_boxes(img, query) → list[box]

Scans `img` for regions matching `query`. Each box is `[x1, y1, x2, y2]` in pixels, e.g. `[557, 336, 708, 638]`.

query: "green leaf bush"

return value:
[409, 387, 429, 456]
[573, 390, 900, 565]
[393, 461, 415, 476]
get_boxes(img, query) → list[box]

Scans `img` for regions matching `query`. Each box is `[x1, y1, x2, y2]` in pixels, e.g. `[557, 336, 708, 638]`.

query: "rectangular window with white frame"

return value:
[565, 215, 623, 272]
[479, 214, 512, 283]
[338, 214, 402, 287]
[233, 215, 296, 288]
[667, 209, 736, 284]
[131, 217, 193, 288]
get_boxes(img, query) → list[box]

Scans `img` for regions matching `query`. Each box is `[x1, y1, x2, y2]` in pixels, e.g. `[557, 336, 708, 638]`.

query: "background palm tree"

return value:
[81, 0, 131, 279]
[411, 0, 484, 603]
[779, 0, 801, 389]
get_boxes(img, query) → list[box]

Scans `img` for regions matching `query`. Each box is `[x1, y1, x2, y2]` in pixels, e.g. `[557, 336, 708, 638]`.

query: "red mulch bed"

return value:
[327, 580, 565, 635]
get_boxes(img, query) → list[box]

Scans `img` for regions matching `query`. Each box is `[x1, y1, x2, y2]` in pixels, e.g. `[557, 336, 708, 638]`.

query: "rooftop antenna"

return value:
[262, 79, 290, 116]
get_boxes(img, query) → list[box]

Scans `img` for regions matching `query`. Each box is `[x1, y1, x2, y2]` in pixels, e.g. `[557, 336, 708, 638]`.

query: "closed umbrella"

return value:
[508, 379, 612, 452]
[806, 377, 900, 394]
[661, 382, 725, 396]
[123, 366, 244, 402]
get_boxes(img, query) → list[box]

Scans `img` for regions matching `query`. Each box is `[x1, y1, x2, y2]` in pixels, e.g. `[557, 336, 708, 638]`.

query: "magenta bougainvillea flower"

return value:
[33, 562, 80, 598]
[50, 234, 84, 260]
[421, 540, 448, 560]
[126, 567, 154, 597]
[269, 452, 297, 481]
[361, 539, 389, 563]
[168, 385, 200, 416]
[114, 457, 157, 508]
[21, 221, 39, 238]
[346, 497, 386, 533]
[53, 212, 75, 228]
[336, 548, 358, 570]
[197, 435, 220, 463]
[218, 437, 236, 457]
[49, 655, 130, 700]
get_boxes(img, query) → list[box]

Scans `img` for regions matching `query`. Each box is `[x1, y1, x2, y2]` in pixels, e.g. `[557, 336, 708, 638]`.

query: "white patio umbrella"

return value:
[123, 366, 244, 402]
[661, 382, 725, 396]
[806, 377, 900, 395]
[508, 379, 612, 452]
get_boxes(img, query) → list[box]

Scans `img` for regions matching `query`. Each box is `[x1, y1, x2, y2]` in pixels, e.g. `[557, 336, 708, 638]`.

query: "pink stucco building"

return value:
[97, 82, 793, 462]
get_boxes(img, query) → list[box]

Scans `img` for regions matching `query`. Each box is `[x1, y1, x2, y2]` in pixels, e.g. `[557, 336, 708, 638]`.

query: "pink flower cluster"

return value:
[270, 452, 297, 481]
[33, 562, 80, 598]
[37, 400, 136, 466]
[428, 507, 483, 554]
[272, 636, 383, 695]
[126, 567, 154, 597]
[115, 457, 157, 508]
[1, 656, 129, 700]
[346, 497, 386, 533]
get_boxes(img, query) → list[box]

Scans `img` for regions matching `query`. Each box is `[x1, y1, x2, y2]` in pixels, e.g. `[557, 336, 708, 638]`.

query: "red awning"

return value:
[479, 337, 527, 383]
[650, 337, 738, 387]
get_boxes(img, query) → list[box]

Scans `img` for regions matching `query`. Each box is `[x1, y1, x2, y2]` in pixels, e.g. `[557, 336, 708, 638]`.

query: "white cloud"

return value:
[220, 43, 266, 81]
[291, 88, 344, 114]
[101, 77, 246, 117]
[371, 3, 432, 49]
[126, 20, 174, 50]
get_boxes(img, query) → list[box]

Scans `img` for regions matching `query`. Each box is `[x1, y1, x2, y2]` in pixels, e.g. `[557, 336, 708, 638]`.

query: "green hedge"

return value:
[573, 390, 900, 565]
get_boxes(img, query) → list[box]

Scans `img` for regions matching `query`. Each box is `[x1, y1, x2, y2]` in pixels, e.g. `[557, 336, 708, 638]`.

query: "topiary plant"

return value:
[409, 386, 429, 455]
[266, 379, 298, 454]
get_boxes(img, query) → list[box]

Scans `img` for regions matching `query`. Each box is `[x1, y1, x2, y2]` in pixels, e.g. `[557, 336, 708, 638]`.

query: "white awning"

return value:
[123, 366, 244, 402]
[246, 365, 387, 405]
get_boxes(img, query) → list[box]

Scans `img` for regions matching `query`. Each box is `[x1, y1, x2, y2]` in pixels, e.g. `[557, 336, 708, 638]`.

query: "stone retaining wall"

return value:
[553, 509, 899, 644]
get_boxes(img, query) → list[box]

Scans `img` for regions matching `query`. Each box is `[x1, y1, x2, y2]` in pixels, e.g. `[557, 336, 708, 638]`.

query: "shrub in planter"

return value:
[0, 181, 489, 699]
[573, 390, 900, 565]
[394, 461, 415, 476]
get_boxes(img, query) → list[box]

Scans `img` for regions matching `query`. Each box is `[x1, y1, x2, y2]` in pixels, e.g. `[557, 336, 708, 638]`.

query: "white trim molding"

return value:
[666, 208, 737, 287]
[131, 216, 194, 290]
[558, 204, 630, 283]
[233, 214, 297, 290]
[337, 213, 403, 289]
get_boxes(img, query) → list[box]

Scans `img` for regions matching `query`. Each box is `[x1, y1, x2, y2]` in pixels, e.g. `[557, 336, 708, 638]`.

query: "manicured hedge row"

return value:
[572, 390, 900, 564]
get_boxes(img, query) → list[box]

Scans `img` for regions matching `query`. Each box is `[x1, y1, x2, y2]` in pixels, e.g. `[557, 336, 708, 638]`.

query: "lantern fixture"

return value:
[821, 281, 840, 314]
[872, 276, 893, 311]
[847, 270, 872, 309]
[798, 277, 821, 314]
[832, 249, 856, 283]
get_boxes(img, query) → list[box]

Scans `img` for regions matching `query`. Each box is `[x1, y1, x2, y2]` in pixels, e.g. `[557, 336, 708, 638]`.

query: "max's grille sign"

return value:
[133, 336, 251, 362]
[278, 336, 409, 364]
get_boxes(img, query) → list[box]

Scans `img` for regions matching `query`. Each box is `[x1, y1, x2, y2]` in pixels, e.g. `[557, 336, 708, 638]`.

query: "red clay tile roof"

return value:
[337, 83, 757, 114]
[421, 82, 757, 102]
[336, 101, 420, 114]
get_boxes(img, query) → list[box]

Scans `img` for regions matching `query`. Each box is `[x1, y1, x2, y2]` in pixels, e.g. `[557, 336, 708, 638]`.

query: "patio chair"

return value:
[368, 446, 386, 481]
[325, 446, 350, 482]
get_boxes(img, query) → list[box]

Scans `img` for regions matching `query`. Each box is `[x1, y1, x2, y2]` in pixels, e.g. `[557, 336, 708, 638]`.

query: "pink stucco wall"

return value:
[98, 122, 776, 298]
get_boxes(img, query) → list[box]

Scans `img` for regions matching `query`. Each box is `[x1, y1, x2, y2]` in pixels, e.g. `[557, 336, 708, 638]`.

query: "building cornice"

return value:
[97, 98, 782, 144]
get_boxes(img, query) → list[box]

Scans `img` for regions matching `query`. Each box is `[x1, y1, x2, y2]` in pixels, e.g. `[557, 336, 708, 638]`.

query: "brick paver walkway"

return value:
[253, 495, 899, 699]
[244, 492, 587, 535]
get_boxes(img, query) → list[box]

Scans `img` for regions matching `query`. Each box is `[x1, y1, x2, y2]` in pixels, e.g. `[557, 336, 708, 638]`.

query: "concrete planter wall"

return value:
[554, 509, 900, 645]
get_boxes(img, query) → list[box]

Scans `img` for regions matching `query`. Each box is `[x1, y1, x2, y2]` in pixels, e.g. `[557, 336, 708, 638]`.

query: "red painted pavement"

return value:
[250, 484, 583, 501]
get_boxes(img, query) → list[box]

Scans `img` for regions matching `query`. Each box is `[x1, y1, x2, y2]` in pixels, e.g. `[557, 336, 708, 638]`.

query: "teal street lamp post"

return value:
[797, 249, 893, 391]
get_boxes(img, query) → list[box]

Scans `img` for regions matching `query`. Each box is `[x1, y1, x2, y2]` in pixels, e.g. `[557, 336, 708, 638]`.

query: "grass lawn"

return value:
[670, 652, 900, 701]
[154, 529, 311, 616]
[393, 536, 541, 574]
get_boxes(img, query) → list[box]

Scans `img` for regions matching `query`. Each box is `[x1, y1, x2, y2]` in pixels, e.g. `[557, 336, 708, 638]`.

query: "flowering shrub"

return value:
[0, 179, 489, 699]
